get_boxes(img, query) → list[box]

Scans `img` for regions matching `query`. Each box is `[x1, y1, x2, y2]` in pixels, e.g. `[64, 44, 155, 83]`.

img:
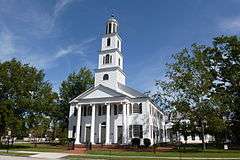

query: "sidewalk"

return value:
[0, 150, 72, 159]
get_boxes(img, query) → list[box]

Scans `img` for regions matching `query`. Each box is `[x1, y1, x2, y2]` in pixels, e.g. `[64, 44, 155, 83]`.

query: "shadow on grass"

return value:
[0, 144, 31, 150]
[0, 143, 67, 152]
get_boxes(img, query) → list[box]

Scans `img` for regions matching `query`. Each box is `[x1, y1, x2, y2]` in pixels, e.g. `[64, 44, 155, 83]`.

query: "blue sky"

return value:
[0, 0, 240, 93]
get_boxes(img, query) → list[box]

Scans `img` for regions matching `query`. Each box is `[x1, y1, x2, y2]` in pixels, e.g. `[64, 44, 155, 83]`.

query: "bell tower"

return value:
[94, 15, 126, 90]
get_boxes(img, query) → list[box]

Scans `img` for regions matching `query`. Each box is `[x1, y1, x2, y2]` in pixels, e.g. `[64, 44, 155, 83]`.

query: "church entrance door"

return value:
[85, 126, 91, 143]
[101, 126, 106, 144]
[117, 126, 123, 144]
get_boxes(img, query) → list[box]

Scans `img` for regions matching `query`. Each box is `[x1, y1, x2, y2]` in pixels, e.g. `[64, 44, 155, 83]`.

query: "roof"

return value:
[117, 83, 145, 98]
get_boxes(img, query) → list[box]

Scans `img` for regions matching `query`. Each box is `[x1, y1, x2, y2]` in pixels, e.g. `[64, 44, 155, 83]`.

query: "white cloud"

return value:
[0, 0, 80, 37]
[0, 29, 15, 56]
[0, 0, 87, 69]
[219, 16, 240, 33]
[55, 37, 96, 58]
[54, 0, 77, 17]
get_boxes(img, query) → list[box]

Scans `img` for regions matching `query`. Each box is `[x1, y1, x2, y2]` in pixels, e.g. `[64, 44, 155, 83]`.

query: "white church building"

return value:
[68, 16, 165, 145]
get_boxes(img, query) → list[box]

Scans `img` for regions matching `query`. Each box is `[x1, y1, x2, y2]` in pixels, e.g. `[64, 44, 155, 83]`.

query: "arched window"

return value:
[118, 58, 121, 66]
[108, 23, 112, 34]
[113, 23, 116, 33]
[103, 74, 109, 80]
[107, 38, 111, 46]
[105, 54, 110, 64]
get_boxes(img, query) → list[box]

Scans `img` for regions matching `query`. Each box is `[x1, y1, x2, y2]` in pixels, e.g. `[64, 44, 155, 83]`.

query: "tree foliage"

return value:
[59, 67, 94, 134]
[155, 36, 240, 148]
[0, 59, 58, 141]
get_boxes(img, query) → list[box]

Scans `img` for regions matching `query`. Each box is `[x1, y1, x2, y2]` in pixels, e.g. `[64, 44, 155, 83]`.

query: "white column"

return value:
[105, 103, 111, 144]
[75, 104, 81, 144]
[122, 103, 127, 144]
[90, 104, 95, 144]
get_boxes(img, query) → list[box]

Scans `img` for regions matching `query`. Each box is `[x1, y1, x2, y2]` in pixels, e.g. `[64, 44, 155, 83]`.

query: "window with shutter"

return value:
[118, 104, 123, 114]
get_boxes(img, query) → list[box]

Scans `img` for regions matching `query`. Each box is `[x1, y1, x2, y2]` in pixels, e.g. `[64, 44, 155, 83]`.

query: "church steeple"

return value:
[94, 16, 126, 90]
[105, 15, 118, 34]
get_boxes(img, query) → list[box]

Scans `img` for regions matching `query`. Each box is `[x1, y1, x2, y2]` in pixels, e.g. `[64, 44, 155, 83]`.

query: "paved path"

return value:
[0, 150, 72, 159]
[30, 152, 70, 159]
[0, 155, 42, 160]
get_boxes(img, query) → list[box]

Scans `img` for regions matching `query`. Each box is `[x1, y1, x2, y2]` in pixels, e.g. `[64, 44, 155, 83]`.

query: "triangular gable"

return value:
[69, 85, 127, 103]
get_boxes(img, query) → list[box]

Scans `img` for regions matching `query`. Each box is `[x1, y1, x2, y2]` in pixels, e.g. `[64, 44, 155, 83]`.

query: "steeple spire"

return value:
[105, 15, 118, 34]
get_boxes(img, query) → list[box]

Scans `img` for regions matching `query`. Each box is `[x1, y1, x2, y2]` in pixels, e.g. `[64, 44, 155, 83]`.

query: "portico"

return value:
[73, 100, 129, 145]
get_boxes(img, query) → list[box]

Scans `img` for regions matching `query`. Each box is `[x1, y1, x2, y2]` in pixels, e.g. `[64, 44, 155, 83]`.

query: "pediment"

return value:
[74, 85, 126, 100]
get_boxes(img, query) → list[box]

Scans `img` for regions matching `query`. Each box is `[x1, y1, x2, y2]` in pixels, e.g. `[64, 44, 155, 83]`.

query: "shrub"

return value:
[143, 138, 151, 147]
[131, 138, 140, 147]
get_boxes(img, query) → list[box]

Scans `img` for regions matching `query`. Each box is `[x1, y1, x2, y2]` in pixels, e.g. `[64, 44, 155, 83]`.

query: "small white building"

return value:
[68, 16, 165, 145]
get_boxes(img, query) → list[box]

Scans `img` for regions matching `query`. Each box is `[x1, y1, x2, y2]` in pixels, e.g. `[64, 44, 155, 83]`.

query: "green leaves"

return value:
[0, 59, 57, 138]
[156, 35, 240, 145]
[58, 67, 94, 131]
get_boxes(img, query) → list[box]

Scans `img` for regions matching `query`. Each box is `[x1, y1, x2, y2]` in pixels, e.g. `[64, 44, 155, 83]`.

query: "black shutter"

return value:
[140, 125, 143, 138]
[139, 103, 142, 114]
[129, 125, 132, 138]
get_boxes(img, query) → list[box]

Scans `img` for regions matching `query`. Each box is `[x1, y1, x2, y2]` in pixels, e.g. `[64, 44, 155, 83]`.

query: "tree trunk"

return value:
[201, 122, 206, 150]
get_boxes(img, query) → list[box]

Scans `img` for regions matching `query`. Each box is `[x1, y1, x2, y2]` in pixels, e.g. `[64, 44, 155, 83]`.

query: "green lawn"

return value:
[0, 143, 67, 152]
[1, 143, 240, 160]
[67, 149, 240, 160]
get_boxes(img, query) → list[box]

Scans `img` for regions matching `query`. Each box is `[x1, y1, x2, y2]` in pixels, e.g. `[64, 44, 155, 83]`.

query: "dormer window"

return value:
[107, 38, 111, 46]
[103, 74, 109, 80]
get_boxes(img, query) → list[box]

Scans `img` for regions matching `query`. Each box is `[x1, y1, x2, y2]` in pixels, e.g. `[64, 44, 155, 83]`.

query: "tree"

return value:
[0, 59, 58, 144]
[207, 36, 240, 144]
[155, 42, 228, 150]
[59, 67, 94, 137]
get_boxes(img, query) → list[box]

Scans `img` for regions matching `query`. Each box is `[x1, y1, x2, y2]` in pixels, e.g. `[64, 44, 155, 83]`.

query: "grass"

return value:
[0, 143, 67, 152]
[67, 149, 240, 160]
[1, 143, 240, 159]
[0, 151, 34, 157]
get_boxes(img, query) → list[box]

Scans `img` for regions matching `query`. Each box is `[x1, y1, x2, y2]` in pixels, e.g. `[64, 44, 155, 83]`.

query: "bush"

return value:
[143, 138, 151, 147]
[131, 138, 140, 147]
